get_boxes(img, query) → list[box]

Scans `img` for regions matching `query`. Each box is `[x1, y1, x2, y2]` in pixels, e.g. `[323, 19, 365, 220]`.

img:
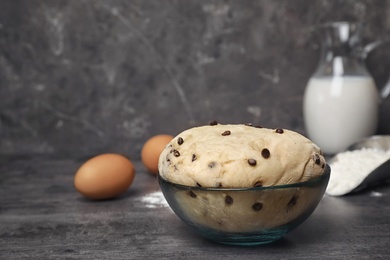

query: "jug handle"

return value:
[381, 81, 390, 100]
[361, 38, 390, 59]
[360, 38, 390, 100]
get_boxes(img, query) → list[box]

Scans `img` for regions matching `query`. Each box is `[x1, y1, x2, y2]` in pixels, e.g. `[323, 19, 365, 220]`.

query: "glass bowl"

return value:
[158, 165, 330, 246]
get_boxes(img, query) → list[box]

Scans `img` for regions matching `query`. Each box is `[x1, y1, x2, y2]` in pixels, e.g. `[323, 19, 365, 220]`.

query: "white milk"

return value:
[303, 76, 379, 154]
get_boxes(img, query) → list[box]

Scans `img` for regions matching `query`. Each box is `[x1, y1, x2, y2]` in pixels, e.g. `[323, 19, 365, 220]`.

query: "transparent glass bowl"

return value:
[158, 165, 330, 246]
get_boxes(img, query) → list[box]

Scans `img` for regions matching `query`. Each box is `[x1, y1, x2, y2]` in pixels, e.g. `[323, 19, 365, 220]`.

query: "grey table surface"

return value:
[0, 156, 389, 260]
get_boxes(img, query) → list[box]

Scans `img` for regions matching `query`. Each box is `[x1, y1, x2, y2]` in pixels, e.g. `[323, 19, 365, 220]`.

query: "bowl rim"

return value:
[158, 164, 331, 191]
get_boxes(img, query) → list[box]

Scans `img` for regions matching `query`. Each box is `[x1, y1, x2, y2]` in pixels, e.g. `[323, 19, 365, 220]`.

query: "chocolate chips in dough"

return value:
[158, 123, 326, 188]
[158, 123, 327, 232]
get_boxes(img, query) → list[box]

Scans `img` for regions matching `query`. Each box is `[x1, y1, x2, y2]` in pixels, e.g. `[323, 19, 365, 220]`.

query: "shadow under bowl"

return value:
[158, 164, 331, 246]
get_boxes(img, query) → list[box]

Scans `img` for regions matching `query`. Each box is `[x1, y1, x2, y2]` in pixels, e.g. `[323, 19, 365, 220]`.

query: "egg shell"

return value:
[141, 134, 173, 174]
[74, 153, 135, 200]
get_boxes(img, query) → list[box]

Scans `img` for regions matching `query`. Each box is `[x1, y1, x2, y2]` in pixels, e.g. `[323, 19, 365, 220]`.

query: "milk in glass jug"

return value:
[303, 22, 388, 154]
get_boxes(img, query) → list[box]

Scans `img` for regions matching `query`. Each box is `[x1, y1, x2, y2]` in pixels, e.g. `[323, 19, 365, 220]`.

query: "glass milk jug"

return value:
[303, 22, 385, 155]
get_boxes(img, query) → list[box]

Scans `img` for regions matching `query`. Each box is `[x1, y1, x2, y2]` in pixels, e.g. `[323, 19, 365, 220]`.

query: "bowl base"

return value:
[197, 226, 288, 246]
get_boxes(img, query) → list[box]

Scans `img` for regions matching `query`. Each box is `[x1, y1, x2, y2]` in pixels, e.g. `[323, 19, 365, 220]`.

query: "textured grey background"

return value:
[1, 0, 390, 160]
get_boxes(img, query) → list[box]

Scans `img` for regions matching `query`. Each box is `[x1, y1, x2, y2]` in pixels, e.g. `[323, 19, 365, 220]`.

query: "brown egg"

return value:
[74, 153, 135, 200]
[141, 134, 173, 174]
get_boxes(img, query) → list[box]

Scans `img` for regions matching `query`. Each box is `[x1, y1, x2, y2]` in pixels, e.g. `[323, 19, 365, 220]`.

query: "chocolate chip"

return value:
[189, 191, 197, 198]
[177, 137, 184, 145]
[208, 162, 216, 168]
[196, 182, 202, 187]
[288, 196, 297, 207]
[253, 181, 262, 187]
[255, 125, 263, 128]
[192, 154, 197, 162]
[216, 182, 223, 187]
[248, 159, 257, 166]
[275, 128, 284, 134]
[221, 130, 231, 136]
[173, 150, 180, 157]
[314, 154, 321, 165]
[261, 148, 270, 159]
[210, 120, 218, 126]
[225, 195, 233, 205]
[252, 202, 263, 211]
